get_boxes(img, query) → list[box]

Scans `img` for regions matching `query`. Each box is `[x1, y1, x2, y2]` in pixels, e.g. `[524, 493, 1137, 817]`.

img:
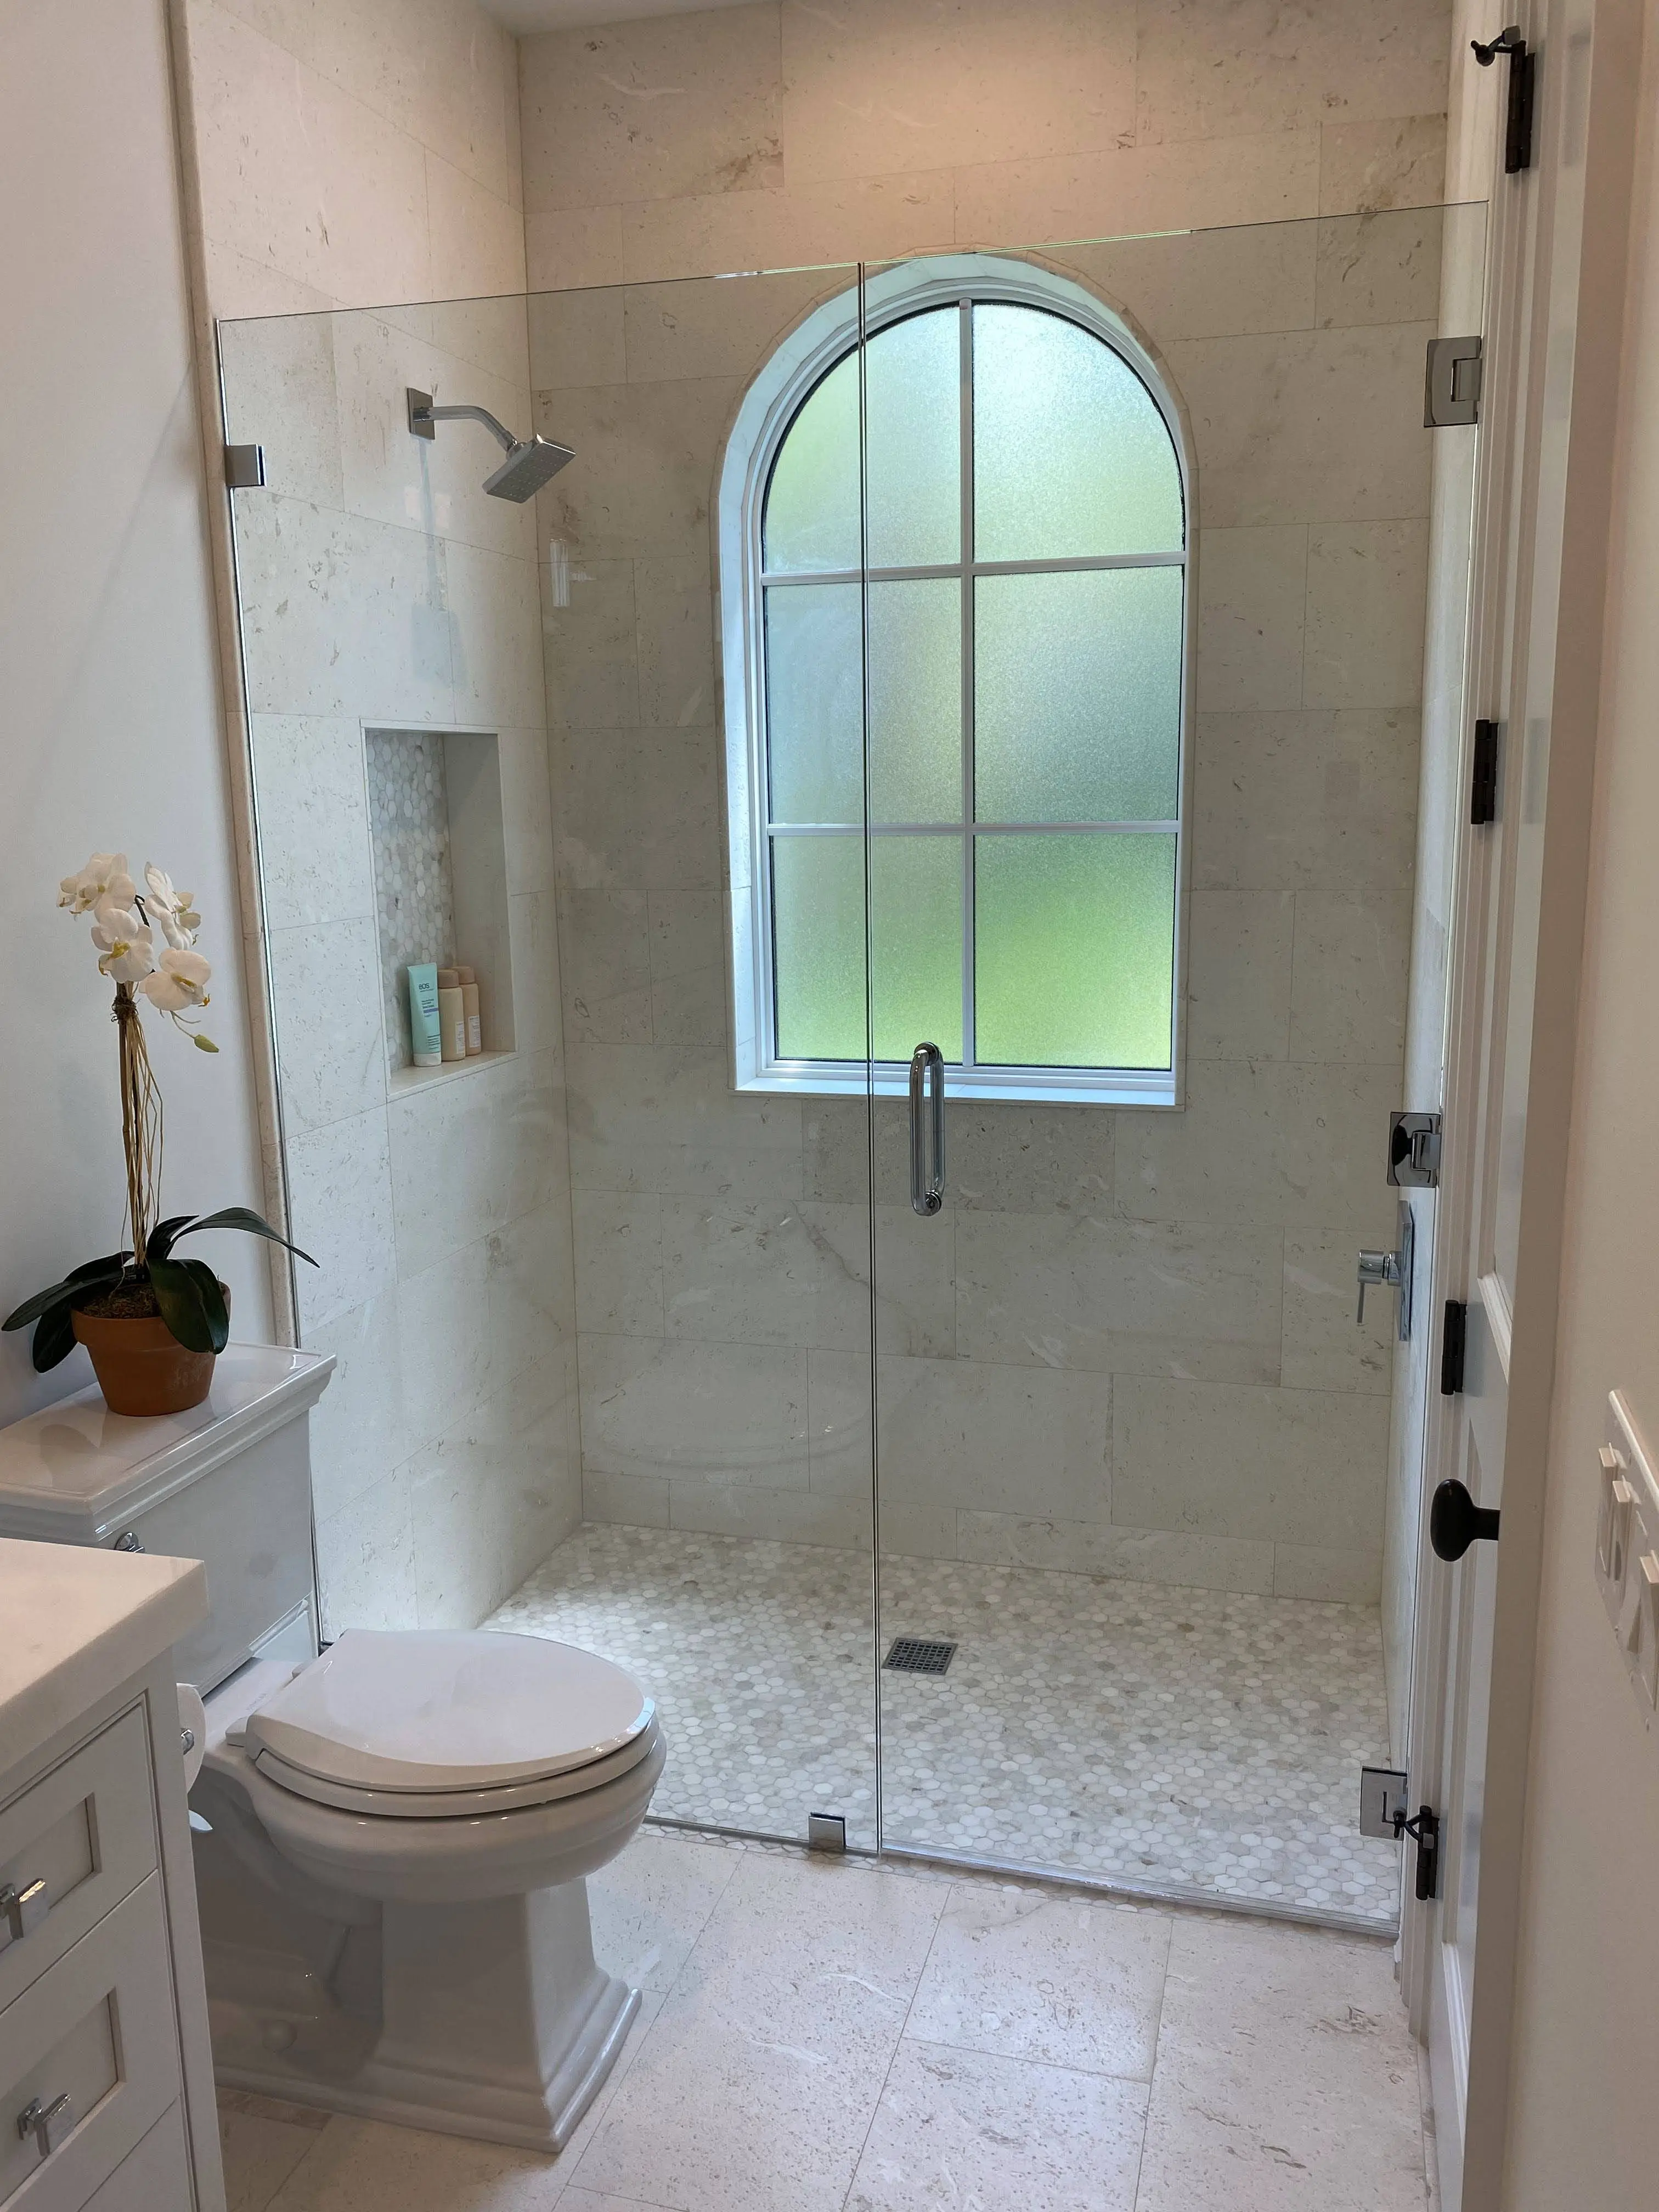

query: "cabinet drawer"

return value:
[0, 1874, 180, 2210]
[80, 2103, 191, 2211]
[0, 1711, 156, 2014]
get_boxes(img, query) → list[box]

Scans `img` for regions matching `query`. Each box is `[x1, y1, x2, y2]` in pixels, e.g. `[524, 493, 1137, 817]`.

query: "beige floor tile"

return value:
[264, 2114, 562, 2209]
[560, 2194, 676, 2211]
[846, 2039, 1148, 2211]
[905, 1886, 1170, 2079]
[588, 1829, 742, 1994]
[1134, 1916, 1428, 2209]
[220, 2090, 330, 2212]
[571, 1851, 945, 2210]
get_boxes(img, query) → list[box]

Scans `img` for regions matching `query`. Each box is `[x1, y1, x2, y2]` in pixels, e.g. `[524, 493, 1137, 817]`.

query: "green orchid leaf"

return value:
[30, 1300, 81, 1373]
[3, 1252, 131, 1333]
[172, 1207, 317, 1268]
[143, 1216, 198, 1266]
[149, 1256, 222, 1353]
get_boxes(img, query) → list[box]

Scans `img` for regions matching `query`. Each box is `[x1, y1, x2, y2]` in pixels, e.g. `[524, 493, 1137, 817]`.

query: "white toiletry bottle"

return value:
[456, 964, 482, 1054]
[436, 967, 467, 1062]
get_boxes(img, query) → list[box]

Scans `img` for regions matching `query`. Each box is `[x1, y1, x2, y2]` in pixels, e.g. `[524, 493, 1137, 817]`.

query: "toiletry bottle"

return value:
[436, 967, 467, 1062]
[408, 963, 442, 1068]
[456, 964, 482, 1054]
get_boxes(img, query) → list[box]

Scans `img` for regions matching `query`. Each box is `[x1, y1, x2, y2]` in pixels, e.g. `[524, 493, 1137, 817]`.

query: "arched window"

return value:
[718, 254, 1189, 1105]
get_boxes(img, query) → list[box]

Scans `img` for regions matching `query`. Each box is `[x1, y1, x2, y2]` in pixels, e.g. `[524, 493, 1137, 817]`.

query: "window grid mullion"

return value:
[959, 296, 977, 1074]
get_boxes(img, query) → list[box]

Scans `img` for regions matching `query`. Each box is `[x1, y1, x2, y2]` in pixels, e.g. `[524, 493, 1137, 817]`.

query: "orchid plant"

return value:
[2, 853, 314, 1372]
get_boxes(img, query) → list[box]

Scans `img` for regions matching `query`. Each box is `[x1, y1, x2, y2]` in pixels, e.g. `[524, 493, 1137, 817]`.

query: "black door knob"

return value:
[1431, 1478, 1501, 1562]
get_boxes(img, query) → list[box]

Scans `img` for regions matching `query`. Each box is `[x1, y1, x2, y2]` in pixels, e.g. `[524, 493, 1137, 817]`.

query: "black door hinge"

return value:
[1470, 718, 1500, 824]
[1441, 1299, 1468, 1395]
[1393, 1803, 1442, 1901]
[1472, 26, 1535, 173]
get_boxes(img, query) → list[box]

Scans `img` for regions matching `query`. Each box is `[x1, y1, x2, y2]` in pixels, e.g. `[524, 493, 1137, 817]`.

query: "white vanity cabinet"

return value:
[0, 1541, 224, 2210]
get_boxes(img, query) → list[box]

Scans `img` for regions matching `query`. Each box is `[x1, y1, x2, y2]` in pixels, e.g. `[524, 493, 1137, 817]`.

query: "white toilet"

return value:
[0, 1344, 663, 2152]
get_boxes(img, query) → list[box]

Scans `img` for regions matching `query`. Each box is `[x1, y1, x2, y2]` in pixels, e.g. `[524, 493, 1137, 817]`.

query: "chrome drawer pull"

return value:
[17, 2092, 73, 2160]
[0, 1877, 48, 1940]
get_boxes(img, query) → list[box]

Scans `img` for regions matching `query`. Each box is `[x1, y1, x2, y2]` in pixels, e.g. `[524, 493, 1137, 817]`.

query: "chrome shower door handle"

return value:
[909, 1043, 945, 1217]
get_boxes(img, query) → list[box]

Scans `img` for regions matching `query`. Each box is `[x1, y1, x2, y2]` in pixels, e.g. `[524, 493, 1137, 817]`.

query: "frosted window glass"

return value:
[868, 837, 962, 1063]
[766, 583, 862, 824]
[865, 308, 960, 568]
[974, 304, 1182, 561]
[764, 352, 859, 574]
[976, 568, 1182, 824]
[976, 834, 1176, 1069]
[772, 836, 866, 1060]
[870, 579, 960, 825]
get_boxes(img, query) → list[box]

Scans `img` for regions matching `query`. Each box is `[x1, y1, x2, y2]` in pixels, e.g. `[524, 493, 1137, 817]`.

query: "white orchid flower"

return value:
[90, 899, 156, 984]
[58, 853, 136, 916]
[137, 947, 211, 1013]
[142, 865, 202, 949]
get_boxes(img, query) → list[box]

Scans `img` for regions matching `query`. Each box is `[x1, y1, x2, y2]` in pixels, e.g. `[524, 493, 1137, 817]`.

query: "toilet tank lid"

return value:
[243, 1628, 655, 1792]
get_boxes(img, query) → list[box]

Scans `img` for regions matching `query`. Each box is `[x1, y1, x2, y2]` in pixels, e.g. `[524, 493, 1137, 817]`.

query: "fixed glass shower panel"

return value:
[863, 206, 1485, 1931]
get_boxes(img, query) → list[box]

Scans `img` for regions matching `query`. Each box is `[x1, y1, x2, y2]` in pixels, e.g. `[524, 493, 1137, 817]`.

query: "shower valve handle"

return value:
[1356, 1246, 1401, 1324]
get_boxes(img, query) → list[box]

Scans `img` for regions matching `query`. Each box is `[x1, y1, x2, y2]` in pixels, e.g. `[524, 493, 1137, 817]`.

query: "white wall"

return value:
[1501, 2, 1659, 2198]
[0, 0, 273, 1427]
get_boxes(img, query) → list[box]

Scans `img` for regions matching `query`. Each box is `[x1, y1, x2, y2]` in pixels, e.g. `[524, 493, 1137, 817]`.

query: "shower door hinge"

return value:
[1425, 336, 1483, 427]
[1470, 718, 1501, 823]
[224, 443, 266, 489]
[1472, 25, 1536, 173]
[1441, 1300, 1468, 1396]
[807, 1813, 847, 1854]
[1389, 1110, 1442, 1188]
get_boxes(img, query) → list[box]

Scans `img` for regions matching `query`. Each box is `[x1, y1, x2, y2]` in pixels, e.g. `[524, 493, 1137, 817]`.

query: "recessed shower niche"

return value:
[365, 726, 515, 1090]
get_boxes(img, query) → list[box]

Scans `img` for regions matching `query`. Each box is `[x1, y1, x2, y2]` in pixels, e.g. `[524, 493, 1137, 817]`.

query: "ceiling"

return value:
[483, 0, 763, 31]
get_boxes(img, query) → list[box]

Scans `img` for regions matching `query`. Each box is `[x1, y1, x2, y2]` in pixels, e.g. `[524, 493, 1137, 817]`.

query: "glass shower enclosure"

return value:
[219, 200, 1483, 1934]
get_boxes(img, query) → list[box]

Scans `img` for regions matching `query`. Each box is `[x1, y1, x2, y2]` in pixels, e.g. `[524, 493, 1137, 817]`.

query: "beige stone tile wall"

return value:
[534, 188, 1448, 1604]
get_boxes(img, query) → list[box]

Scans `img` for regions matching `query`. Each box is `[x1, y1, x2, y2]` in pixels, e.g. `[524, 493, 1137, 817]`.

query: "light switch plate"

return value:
[1598, 1393, 1659, 1743]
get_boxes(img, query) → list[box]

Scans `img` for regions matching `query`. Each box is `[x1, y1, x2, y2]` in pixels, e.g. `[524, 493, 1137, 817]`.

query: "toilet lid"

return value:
[243, 1629, 654, 1794]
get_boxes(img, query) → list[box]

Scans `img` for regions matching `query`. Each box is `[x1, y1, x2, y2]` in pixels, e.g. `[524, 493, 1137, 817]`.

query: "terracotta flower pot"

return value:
[72, 1295, 226, 1417]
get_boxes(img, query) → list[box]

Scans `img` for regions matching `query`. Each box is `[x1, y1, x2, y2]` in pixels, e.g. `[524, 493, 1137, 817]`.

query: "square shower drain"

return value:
[883, 1636, 957, 1676]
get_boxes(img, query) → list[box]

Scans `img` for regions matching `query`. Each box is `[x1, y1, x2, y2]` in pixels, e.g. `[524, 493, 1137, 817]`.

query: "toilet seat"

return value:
[241, 1628, 655, 1818]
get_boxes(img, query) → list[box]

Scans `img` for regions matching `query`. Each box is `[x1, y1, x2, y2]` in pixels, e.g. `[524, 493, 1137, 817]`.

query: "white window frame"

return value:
[716, 252, 1193, 1105]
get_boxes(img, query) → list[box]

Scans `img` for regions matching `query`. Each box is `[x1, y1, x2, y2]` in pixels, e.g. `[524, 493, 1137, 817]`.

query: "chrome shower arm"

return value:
[405, 389, 516, 454]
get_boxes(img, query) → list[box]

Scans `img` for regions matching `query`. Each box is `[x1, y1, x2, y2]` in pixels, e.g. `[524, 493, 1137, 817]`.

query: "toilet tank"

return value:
[0, 1345, 334, 1692]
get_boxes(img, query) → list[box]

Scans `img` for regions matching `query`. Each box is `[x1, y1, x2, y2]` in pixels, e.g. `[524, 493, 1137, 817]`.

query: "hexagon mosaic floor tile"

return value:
[486, 1522, 1402, 1929]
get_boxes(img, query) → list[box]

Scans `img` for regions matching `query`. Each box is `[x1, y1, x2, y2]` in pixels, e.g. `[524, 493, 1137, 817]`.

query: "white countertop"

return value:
[0, 1344, 334, 1543]
[0, 1537, 208, 1776]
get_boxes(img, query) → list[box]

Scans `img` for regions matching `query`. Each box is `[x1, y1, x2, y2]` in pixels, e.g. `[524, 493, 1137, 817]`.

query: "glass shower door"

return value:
[865, 207, 1484, 1929]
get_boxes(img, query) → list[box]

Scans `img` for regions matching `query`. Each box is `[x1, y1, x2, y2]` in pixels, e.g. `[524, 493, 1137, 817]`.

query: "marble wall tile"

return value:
[494, 1048, 569, 1222]
[541, 560, 639, 732]
[619, 170, 955, 287]
[566, 1041, 801, 1192]
[561, 885, 653, 1043]
[536, 379, 737, 562]
[584, 1466, 671, 1529]
[1115, 1059, 1400, 1231]
[1135, 0, 1452, 144]
[649, 887, 726, 1046]
[579, 1333, 810, 1489]
[875, 1356, 1111, 1523]
[314, 1463, 415, 1638]
[448, 546, 545, 725]
[1112, 1376, 1389, 1547]
[495, 1342, 584, 1588]
[1186, 888, 1295, 1059]
[266, 916, 386, 1133]
[1191, 708, 1420, 891]
[529, 286, 626, 392]
[806, 1346, 873, 1498]
[669, 1477, 869, 1550]
[573, 1190, 665, 1337]
[202, 238, 336, 321]
[949, 130, 1319, 250]
[396, 1235, 493, 1447]
[634, 558, 717, 730]
[622, 268, 837, 385]
[498, 726, 557, 898]
[1304, 521, 1431, 710]
[218, 311, 344, 509]
[1318, 114, 1448, 215]
[955, 1211, 1283, 1382]
[862, 1205, 958, 1358]
[651, 957, 727, 1049]
[879, 1502, 958, 1560]
[387, 1056, 513, 1275]
[1315, 208, 1444, 329]
[780, 0, 1136, 183]
[956, 1510, 1277, 1594]
[660, 1196, 870, 1351]
[248, 717, 376, 927]
[1058, 222, 1317, 344]
[187, 2, 431, 309]
[506, 889, 563, 1055]
[1273, 1542, 1384, 1604]
[803, 1099, 899, 1206]
[426, 150, 526, 302]
[940, 1104, 1112, 1215]
[555, 724, 723, 894]
[1282, 1229, 1395, 1395]
[409, 1422, 511, 1629]
[1162, 324, 1432, 528]
[286, 1105, 397, 1333]
[1288, 889, 1412, 1063]
[525, 206, 627, 294]
[1195, 525, 1308, 711]
[303, 1291, 413, 1523]
[234, 496, 455, 724]
[520, 7, 784, 213]
[486, 1197, 577, 1384]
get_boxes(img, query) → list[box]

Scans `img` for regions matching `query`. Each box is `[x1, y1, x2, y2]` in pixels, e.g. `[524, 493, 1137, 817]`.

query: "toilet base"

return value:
[207, 1882, 641, 2153]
